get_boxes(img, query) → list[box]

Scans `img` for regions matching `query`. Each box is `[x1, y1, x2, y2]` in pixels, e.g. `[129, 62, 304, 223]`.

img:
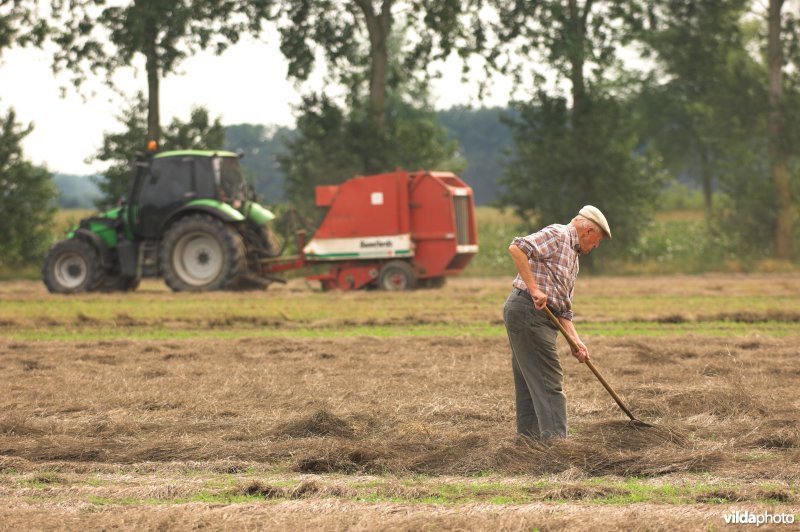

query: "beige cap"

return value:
[578, 205, 611, 239]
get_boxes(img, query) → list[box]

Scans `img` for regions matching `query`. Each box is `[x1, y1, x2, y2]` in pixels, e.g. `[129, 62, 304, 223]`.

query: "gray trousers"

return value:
[503, 290, 567, 439]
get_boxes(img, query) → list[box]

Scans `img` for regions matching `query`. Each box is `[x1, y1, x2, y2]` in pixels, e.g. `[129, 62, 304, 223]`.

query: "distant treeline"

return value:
[54, 106, 514, 209]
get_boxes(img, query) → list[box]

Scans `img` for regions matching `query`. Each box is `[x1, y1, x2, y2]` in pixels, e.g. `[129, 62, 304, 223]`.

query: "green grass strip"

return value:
[71, 476, 800, 507]
[2, 320, 798, 342]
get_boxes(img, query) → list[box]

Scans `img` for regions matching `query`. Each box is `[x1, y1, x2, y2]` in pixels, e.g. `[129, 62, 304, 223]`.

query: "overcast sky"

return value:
[0, 35, 514, 176]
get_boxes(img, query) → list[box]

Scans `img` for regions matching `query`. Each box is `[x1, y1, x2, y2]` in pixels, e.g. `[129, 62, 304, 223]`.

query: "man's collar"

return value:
[567, 223, 581, 253]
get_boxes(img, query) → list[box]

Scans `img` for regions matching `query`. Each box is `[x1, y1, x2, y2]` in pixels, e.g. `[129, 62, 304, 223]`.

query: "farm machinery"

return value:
[42, 149, 478, 294]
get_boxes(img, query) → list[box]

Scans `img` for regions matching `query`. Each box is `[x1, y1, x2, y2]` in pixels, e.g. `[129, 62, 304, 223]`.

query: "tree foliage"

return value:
[0, 0, 47, 54]
[766, 0, 795, 259]
[224, 124, 294, 203]
[280, 89, 462, 220]
[0, 109, 57, 268]
[274, 0, 485, 132]
[492, 0, 664, 249]
[633, 0, 799, 259]
[635, 0, 762, 214]
[92, 93, 225, 209]
[276, 14, 469, 219]
[49, 0, 272, 142]
[502, 92, 666, 254]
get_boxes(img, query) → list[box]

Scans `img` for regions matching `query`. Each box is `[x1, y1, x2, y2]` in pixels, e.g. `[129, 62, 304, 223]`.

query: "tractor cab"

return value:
[128, 150, 252, 240]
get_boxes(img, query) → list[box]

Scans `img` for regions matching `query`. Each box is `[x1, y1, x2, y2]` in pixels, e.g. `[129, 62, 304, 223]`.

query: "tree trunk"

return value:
[768, 0, 792, 259]
[567, 0, 593, 204]
[355, 0, 392, 134]
[568, 0, 590, 126]
[143, 15, 160, 145]
[700, 149, 713, 215]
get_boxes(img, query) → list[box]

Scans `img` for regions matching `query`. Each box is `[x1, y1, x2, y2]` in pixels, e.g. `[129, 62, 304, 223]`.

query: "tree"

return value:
[224, 124, 294, 203]
[502, 92, 666, 252]
[0, 2, 59, 269]
[92, 93, 225, 209]
[0, 109, 57, 268]
[768, 0, 794, 259]
[274, 0, 484, 166]
[492, 0, 665, 248]
[0, 0, 47, 53]
[280, 89, 463, 220]
[276, 9, 472, 214]
[638, 0, 798, 260]
[49, 0, 272, 144]
[635, 0, 761, 215]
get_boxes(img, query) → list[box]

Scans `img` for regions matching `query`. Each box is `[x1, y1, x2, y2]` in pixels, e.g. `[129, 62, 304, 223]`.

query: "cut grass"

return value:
[3, 291, 798, 323]
[2, 320, 797, 342]
[6, 472, 795, 507]
[2, 275, 799, 341]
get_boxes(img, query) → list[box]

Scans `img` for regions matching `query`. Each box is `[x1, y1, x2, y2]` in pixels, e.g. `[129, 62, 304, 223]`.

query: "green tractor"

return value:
[42, 149, 279, 293]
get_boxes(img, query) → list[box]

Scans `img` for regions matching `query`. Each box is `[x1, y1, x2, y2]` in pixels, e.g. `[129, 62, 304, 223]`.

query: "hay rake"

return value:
[542, 306, 655, 429]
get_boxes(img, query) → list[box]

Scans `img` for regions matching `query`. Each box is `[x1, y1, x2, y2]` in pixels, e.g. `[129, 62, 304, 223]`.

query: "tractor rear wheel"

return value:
[378, 260, 417, 291]
[161, 214, 246, 292]
[42, 239, 103, 294]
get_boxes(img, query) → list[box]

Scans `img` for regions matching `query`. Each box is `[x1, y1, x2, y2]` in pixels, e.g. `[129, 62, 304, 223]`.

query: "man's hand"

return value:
[570, 338, 590, 363]
[530, 287, 548, 310]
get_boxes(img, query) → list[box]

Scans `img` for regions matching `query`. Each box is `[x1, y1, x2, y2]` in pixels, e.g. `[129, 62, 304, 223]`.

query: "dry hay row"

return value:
[2, 308, 800, 332]
[0, 336, 798, 482]
[0, 498, 787, 532]
[1, 410, 798, 480]
[0, 313, 467, 331]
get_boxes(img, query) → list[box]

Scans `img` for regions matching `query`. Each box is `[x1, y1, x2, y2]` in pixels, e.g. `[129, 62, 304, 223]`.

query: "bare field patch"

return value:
[1, 334, 799, 528]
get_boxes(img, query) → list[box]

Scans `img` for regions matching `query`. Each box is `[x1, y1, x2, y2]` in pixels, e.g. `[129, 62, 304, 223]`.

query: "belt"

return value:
[513, 288, 556, 312]
[513, 288, 531, 300]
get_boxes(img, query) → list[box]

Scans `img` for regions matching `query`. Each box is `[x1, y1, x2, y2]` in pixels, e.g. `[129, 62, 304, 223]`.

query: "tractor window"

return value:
[140, 158, 191, 206]
[193, 160, 215, 198]
[134, 158, 193, 238]
[216, 157, 247, 203]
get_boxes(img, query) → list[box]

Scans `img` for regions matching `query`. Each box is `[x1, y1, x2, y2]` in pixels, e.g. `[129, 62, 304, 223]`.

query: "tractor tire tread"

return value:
[160, 214, 246, 292]
[42, 238, 105, 294]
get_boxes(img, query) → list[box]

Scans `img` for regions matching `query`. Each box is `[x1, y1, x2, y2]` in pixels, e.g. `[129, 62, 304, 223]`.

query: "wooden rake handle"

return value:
[542, 305, 637, 421]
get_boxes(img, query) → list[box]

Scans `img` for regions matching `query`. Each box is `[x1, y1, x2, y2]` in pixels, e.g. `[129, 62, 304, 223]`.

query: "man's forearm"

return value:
[559, 316, 580, 344]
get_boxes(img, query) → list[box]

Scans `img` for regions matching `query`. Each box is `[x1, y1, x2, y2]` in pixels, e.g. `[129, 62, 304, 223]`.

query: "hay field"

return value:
[1, 274, 799, 530]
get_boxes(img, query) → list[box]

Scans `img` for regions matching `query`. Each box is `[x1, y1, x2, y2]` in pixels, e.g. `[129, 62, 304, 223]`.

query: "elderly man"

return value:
[503, 205, 611, 439]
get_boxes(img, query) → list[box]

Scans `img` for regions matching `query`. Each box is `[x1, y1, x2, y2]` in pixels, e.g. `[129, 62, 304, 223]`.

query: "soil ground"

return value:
[1, 275, 798, 530]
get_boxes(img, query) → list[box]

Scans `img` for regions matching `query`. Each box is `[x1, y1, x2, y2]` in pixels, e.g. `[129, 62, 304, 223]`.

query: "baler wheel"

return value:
[378, 260, 417, 291]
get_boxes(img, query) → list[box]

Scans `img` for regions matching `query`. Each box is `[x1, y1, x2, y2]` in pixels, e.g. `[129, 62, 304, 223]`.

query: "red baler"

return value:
[263, 170, 478, 290]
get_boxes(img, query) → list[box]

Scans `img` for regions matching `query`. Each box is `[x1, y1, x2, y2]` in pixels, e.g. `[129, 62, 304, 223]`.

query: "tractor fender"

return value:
[245, 202, 276, 225]
[74, 228, 114, 269]
[161, 202, 245, 233]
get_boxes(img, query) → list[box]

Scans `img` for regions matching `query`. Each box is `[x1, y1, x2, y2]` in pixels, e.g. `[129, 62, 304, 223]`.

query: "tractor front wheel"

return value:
[42, 239, 103, 294]
[161, 215, 246, 292]
[378, 260, 417, 291]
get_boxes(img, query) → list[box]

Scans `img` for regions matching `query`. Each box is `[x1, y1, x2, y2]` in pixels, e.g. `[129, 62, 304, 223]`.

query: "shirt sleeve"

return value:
[511, 226, 561, 260]
[556, 307, 574, 321]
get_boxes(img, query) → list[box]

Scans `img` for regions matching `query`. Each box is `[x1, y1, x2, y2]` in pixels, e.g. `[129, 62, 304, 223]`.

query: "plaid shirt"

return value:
[511, 223, 581, 320]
